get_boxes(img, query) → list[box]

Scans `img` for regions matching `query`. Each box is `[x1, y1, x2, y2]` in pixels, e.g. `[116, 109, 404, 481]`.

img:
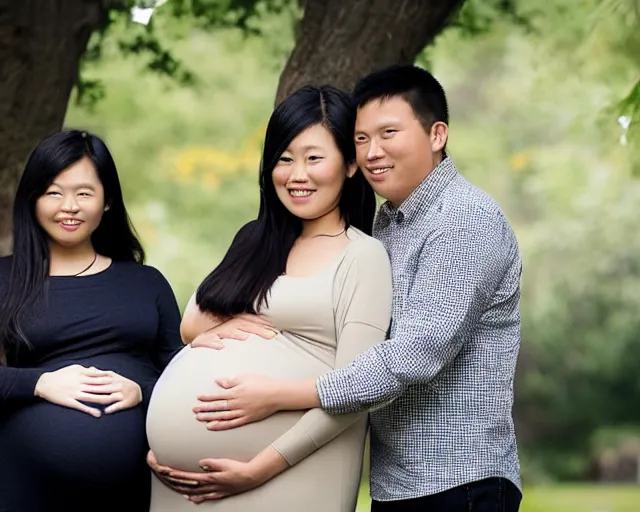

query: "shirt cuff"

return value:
[271, 422, 315, 466]
[317, 347, 403, 414]
[10, 368, 46, 401]
[317, 366, 364, 414]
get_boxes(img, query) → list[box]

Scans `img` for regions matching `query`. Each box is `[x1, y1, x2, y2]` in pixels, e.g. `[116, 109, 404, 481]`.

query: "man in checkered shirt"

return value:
[192, 65, 523, 511]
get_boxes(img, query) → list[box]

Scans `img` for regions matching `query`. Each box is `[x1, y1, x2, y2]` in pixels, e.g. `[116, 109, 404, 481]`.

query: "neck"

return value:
[48, 241, 96, 273]
[421, 151, 444, 182]
[300, 207, 345, 238]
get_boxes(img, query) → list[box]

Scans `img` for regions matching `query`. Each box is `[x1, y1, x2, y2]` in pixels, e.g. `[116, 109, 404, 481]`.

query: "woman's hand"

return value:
[211, 314, 278, 341]
[191, 331, 224, 350]
[165, 458, 267, 502]
[147, 450, 201, 491]
[101, 371, 143, 414]
[191, 314, 278, 350]
[147, 450, 264, 501]
[35, 365, 142, 416]
[34, 365, 114, 417]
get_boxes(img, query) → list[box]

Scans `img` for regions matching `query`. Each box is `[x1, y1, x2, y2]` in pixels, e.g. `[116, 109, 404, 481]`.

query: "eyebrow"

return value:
[283, 145, 324, 152]
[50, 182, 97, 190]
[355, 122, 400, 135]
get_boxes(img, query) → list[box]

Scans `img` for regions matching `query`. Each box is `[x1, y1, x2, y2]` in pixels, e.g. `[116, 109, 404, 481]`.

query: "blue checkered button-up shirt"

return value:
[317, 156, 522, 501]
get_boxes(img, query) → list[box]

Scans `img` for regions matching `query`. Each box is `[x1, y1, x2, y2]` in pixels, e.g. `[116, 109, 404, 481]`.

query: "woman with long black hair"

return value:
[0, 130, 183, 511]
[146, 85, 393, 512]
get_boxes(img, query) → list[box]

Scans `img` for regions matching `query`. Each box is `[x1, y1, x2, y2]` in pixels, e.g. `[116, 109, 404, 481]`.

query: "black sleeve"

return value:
[0, 257, 46, 404]
[140, 267, 183, 403]
[0, 366, 46, 404]
[150, 267, 184, 369]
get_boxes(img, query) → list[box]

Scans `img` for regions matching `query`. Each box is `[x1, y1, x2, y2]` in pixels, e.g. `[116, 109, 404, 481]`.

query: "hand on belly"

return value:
[146, 341, 327, 471]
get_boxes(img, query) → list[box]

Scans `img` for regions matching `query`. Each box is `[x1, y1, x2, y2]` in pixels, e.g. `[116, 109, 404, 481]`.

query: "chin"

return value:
[283, 205, 317, 220]
[289, 211, 318, 221]
[49, 235, 86, 248]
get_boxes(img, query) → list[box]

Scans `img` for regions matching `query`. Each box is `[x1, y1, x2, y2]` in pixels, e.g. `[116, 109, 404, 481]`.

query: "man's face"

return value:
[354, 96, 447, 207]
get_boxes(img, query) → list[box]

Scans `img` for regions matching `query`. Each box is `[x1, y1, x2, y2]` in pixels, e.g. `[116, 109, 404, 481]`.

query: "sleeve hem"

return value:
[8, 368, 46, 402]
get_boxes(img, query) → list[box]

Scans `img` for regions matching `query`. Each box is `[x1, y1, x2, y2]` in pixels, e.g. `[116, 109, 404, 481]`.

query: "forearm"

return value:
[316, 345, 403, 415]
[1, 366, 46, 403]
[249, 445, 291, 485]
[276, 378, 320, 411]
[271, 408, 364, 465]
[180, 291, 225, 344]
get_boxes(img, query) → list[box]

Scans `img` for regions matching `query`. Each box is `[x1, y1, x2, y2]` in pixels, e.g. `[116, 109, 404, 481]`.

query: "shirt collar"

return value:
[377, 155, 458, 226]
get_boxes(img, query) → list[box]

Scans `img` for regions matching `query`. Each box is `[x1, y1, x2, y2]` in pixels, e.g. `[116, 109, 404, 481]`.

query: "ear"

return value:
[430, 122, 448, 153]
[346, 161, 358, 178]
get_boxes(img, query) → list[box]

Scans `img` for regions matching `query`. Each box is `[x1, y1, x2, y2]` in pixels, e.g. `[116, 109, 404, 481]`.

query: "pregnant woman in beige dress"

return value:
[145, 85, 392, 511]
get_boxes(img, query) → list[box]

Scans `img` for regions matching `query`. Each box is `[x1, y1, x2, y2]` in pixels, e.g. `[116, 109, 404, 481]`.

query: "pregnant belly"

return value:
[3, 400, 148, 485]
[146, 336, 329, 471]
[0, 354, 157, 487]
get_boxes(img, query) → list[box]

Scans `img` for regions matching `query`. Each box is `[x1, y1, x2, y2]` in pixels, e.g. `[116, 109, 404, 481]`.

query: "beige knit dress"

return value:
[146, 227, 392, 512]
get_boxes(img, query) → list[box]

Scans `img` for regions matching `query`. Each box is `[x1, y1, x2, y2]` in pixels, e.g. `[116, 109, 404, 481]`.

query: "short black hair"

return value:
[353, 64, 449, 135]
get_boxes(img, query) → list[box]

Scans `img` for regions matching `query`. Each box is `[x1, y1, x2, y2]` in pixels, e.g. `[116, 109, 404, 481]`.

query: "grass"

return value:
[355, 482, 640, 512]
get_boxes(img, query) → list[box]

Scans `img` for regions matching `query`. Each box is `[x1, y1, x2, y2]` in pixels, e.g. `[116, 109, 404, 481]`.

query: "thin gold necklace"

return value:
[311, 227, 347, 238]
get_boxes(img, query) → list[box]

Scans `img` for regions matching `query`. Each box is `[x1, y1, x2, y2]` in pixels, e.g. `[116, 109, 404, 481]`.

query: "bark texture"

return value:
[275, 0, 466, 104]
[0, 0, 108, 255]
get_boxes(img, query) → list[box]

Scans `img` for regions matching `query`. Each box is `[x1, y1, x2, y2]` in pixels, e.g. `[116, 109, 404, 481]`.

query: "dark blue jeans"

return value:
[371, 477, 522, 512]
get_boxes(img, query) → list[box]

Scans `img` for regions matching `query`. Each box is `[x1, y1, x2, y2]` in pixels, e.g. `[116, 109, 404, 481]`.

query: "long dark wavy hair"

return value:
[0, 130, 144, 364]
[196, 85, 376, 317]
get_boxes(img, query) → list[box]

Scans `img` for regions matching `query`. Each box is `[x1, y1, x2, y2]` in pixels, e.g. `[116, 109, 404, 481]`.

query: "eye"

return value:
[278, 156, 293, 163]
[45, 191, 62, 197]
[355, 135, 368, 144]
[78, 192, 92, 197]
[383, 129, 397, 137]
[308, 155, 323, 162]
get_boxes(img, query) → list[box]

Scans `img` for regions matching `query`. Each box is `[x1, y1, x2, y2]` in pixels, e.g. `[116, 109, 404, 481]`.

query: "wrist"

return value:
[278, 378, 320, 410]
[249, 445, 289, 485]
[269, 378, 289, 411]
[246, 457, 270, 486]
[129, 380, 143, 403]
[34, 372, 51, 397]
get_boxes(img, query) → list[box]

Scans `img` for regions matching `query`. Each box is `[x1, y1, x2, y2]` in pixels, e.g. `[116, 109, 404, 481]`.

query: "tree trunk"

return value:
[275, 0, 466, 105]
[0, 0, 108, 255]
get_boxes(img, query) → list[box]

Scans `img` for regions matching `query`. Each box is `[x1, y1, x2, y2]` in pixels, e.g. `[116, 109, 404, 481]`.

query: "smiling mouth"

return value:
[59, 220, 82, 226]
[288, 190, 314, 197]
[368, 166, 392, 175]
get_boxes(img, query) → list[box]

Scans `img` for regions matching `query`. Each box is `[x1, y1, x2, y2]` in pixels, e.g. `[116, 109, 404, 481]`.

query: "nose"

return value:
[288, 160, 309, 184]
[367, 138, 384, 162]
[61, 194, 80, 213]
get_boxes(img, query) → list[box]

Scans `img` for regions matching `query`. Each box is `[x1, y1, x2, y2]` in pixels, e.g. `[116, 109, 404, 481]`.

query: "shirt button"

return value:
[396, 212, 404, 224]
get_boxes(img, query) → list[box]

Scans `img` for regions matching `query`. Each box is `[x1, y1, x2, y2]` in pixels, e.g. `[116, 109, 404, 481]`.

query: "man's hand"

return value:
[194, 375, 321, 430]
[193, 374, 284, 430]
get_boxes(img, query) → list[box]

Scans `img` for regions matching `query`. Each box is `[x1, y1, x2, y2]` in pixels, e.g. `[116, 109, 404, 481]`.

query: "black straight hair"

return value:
[196, 85, 376, 317]
[353, 64, 449, 145]
[0, 130, 144, 363]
